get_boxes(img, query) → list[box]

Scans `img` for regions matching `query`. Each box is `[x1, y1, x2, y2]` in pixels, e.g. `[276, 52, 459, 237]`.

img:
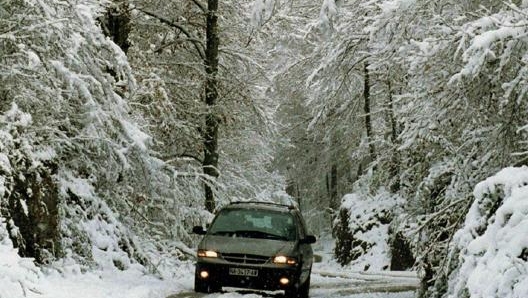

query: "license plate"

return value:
[229, 267, 258, 277]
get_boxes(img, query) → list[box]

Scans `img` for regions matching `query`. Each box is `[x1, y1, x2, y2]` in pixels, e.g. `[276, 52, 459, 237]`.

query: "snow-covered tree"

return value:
[270, 1, 528, 296]
[128, 0, 285, 211]
[0, 0, 155, 268]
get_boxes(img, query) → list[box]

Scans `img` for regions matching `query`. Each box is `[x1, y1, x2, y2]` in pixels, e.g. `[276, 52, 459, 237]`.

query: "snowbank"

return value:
[0, 219, 42, 298]
[0, 216, 187, 298]
[335, 189, 403, 271]
[447, 166, 528, 298]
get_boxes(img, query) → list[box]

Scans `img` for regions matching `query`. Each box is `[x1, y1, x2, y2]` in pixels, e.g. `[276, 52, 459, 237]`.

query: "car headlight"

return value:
[197, 249, 219, 258]
[273, 255, 297, 265]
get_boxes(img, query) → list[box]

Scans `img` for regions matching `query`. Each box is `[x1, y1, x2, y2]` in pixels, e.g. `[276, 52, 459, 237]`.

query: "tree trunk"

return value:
[8, 163, 59, 264]
[203, 0, 220, 212]
[386, 80, 400, 192]
[329, 164, 338, 211]
[328, 164, 338, 235]
[364, 62, 375, 161]
[101, 2, 131, 54]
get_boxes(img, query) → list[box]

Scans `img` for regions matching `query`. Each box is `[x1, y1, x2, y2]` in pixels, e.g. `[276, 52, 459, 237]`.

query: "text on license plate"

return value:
[229, 267, 258, 277]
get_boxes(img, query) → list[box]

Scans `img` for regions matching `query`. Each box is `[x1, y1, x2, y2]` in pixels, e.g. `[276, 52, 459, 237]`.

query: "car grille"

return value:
[222, 253, 269, 264]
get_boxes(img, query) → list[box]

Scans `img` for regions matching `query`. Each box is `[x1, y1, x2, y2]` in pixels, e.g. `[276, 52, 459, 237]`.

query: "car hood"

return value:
[200, 235, 296, 256]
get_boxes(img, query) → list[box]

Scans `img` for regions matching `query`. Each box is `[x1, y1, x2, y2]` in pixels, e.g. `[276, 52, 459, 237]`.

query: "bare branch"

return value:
[154, 38, 205, 53]
[164, 153, 203, 164]
[136, 8, 205, 60]
[190, 0, 206, 13]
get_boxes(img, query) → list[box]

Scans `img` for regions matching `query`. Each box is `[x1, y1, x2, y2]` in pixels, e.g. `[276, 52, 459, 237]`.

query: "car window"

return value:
[208, 208, 297, 241]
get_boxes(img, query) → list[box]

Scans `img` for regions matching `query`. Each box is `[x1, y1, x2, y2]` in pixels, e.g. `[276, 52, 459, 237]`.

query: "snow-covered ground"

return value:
[0, 217, 179, 298]
[1, 239, 188, 298]
[24, 268, 183, 298]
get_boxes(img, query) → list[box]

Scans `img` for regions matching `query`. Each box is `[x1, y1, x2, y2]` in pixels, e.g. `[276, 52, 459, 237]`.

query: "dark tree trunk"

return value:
[364, 62, 375, 161]
[285, 177, 297, 199]
[329, 164, 338, 210]
[390, 231, 415, 270]
[328, 164, 339, 236]
[203, 0, 220, 212]
[386, 81, 400, 192]
[101, 2, 131, 54]
[8, 162, 59, 264]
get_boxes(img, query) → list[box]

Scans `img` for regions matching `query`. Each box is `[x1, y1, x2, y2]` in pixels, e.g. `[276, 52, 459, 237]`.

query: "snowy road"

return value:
[167, 270, 419, 298]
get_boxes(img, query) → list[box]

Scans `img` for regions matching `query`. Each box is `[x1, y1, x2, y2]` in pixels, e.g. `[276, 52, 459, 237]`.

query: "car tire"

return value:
[194, 278, 220, 293]
[298, 275, 310, 298]
[285, 275, 310, 298]
[284, 286, 297, 298]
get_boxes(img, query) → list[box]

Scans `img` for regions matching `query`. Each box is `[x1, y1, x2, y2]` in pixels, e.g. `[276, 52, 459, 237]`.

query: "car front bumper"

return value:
[195, 260, 300, 291]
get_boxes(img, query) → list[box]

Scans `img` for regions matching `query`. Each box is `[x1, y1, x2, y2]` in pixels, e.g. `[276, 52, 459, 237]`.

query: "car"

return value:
[192, 201, 316, 297]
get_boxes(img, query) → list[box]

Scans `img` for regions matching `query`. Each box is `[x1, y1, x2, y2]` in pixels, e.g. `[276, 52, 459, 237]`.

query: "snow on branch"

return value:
[447, 167, 528, 298]
[450, 9, 528, 82]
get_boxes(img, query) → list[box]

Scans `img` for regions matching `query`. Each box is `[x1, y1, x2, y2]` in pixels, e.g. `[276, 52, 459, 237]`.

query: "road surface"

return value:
[166, 269, 419, 298]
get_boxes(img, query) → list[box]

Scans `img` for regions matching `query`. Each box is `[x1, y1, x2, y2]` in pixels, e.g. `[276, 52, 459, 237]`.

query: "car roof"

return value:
[221, 201, 298, 213]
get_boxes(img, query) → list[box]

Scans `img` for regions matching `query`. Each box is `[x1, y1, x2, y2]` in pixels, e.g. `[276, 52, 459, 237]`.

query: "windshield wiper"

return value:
[232, 230, 288, 240]
[210, 230, 234, 236]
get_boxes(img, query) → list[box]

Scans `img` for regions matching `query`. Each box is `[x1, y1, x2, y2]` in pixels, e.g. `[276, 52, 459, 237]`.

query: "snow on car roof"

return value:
[225, 201, 297, 211]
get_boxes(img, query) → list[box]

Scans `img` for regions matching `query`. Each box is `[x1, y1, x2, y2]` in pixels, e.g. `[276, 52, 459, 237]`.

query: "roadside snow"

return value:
[337, 190, 403, 271]
[447, 166, 528, 298]
[29, 267, 184, 298]
[0, 257, 190, 298]
[0, 219, 42, 298]
[1, 217, 188, 298]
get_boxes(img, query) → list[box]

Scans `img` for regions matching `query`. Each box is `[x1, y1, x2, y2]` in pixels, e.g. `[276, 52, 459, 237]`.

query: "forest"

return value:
[2, 0, 528, 297]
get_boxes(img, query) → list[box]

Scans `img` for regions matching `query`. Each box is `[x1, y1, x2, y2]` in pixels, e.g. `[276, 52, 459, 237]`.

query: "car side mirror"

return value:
[301, 235, 316, 244]
[192, 226, 207, 235]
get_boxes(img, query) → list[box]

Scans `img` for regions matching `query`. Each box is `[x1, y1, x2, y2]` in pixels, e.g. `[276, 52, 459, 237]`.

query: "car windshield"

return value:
[208, 208, 297, 241]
